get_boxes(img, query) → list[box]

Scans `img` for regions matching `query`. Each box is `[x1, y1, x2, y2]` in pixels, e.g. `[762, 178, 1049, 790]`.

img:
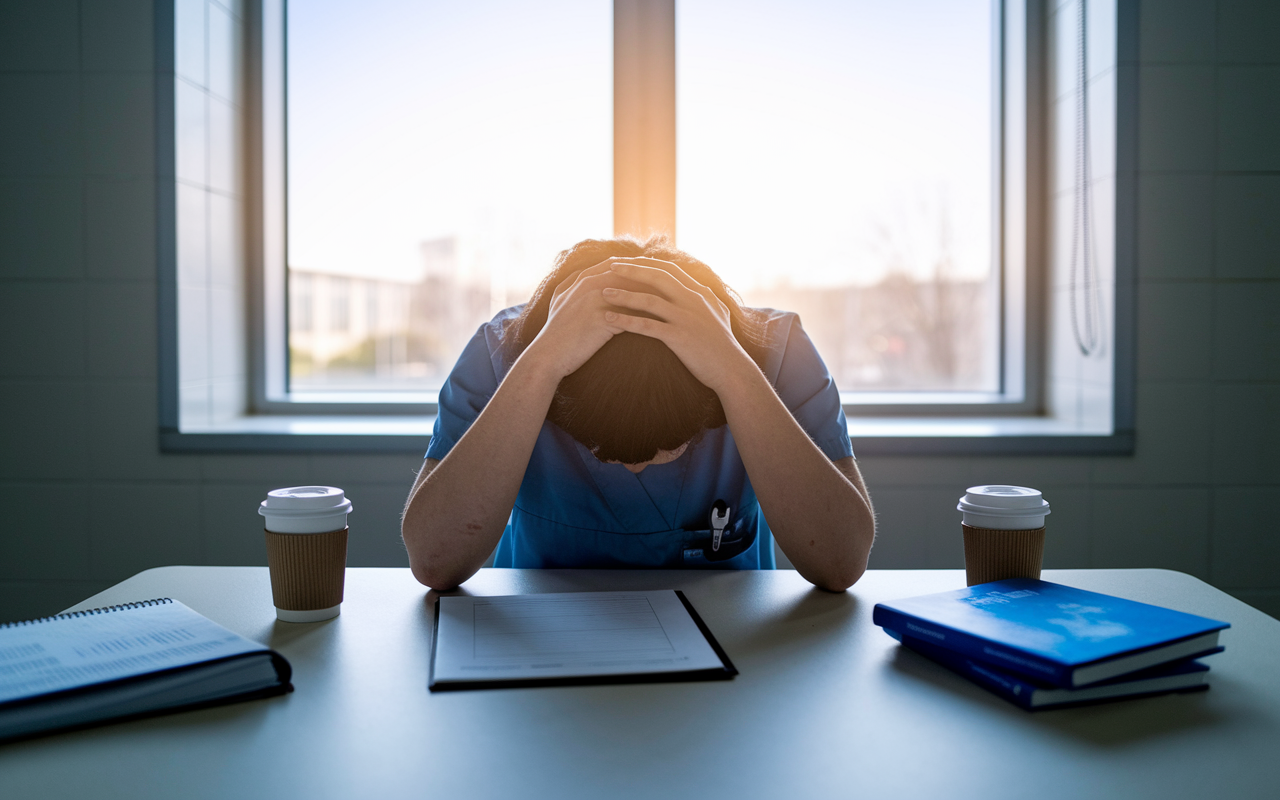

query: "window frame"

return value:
[158, 0, 1137, 454]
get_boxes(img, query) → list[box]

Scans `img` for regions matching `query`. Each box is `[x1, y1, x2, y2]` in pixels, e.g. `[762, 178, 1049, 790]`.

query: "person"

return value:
[401, 236, 875, 591]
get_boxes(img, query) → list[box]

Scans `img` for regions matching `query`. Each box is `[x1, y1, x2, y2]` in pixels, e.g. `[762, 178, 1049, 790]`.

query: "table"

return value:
[2, 567, 1278, 799]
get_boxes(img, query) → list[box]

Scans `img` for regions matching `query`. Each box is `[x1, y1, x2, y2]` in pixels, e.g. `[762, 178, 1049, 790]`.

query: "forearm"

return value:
[717, 364, 874, 591]
[402, 352, 561, 589]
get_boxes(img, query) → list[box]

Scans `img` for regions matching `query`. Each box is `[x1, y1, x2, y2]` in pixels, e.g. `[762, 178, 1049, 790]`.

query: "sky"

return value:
[286, 0, 994, 295]
[676, 0, 994, 297]
[286, 0, 612, 286]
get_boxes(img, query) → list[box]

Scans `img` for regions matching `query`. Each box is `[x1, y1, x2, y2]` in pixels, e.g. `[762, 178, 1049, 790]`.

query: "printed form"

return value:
[432, 591, 726, 683]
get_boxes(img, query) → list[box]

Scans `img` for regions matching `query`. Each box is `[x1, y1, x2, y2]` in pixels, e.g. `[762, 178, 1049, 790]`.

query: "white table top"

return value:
[3, 567, 1279, 800]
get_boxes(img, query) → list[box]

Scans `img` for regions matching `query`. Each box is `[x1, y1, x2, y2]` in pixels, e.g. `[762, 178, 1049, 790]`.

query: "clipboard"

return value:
[429, 590, 737, 691]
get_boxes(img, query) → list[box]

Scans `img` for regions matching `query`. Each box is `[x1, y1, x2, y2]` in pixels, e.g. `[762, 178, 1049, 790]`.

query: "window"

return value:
[161, 0, 1135, 452]
[281, 0, 1004, 403]
[284, 0, 611, 395]
[676, 0, 998, 396]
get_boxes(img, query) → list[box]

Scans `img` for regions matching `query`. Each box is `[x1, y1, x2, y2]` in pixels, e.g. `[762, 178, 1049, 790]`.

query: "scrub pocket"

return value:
[680, 514, 758, 567]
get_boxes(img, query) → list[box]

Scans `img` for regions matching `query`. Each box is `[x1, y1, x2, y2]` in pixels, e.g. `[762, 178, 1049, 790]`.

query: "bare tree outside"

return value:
[737, 198, 993, 394]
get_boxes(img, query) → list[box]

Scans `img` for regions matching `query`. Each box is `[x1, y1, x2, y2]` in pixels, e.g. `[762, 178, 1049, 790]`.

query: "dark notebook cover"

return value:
[0, 598, 292, 743]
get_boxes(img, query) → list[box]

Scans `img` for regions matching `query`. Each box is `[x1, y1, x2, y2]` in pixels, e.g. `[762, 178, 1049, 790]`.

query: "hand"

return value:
[601, 258, 757, 394]
[522, 257, 632, 380]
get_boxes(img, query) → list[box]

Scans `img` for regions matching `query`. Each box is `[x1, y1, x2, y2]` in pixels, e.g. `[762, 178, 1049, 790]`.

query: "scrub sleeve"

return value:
[426, 305, 853, 570]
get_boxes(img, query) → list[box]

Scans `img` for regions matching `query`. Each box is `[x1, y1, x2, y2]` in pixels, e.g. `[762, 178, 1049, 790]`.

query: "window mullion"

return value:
[613, 0, 677, 240]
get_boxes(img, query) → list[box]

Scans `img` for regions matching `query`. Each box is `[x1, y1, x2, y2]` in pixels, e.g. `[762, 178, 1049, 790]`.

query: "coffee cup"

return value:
[957, 485, 1050, 587]
[259, 486, 353, 622]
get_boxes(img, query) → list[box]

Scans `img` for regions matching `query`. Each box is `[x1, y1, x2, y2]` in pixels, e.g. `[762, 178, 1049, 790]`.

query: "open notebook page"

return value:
[432, 591, 726, 683]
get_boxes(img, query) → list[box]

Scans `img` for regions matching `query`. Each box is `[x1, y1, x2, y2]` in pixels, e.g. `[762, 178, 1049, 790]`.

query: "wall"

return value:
[173, 0, 248, 429]
[1045, 0, 1121, 433]
[1, 0, 1277, 621]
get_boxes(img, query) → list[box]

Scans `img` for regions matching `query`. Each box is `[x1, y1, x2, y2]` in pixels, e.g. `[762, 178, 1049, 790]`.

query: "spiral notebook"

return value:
[0, 598, 292, 743]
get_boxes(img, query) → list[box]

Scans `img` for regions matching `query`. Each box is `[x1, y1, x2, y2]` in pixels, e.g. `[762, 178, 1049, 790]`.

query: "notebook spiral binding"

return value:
[0, 598, 173, 629]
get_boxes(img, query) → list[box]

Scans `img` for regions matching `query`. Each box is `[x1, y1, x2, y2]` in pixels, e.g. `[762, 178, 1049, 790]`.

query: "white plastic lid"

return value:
[957, 485, 1050, 518]
[260, 486, 351, 515]
[259, 486, 352, 533]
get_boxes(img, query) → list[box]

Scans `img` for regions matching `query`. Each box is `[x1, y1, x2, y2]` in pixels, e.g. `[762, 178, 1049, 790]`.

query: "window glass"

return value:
[676, 0, 998, 392]
[286, 0, 612, 392]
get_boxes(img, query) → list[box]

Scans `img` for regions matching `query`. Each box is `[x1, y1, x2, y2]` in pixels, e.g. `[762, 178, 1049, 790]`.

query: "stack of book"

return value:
[873, 579, 1230, 711]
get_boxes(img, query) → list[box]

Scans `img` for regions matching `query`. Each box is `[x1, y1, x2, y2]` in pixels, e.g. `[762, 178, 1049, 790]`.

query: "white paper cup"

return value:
[259, 487, 353, 622]
[958, 486, 1050, 586]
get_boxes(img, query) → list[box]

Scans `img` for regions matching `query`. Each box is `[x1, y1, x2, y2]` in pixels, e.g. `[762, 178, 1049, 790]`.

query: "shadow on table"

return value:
[887, 644, 1236, 748]
[252, 617, 341, 651]
[727, 585, 861, 662]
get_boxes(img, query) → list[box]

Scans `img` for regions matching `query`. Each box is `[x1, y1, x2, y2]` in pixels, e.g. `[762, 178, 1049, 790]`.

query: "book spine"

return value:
[899, 637, 1037, 710]
[872, 604, 1073, 687]
[0, 598, 174, 629]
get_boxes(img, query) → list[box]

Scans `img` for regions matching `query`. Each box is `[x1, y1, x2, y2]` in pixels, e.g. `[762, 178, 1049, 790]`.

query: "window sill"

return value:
[162, 416, 433, 453]
[847, 417, 1132, 455]
[160, 414, 1133, 455]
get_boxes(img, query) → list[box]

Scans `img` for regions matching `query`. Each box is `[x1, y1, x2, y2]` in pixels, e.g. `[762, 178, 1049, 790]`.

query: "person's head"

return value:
[506, 235, 768, 465]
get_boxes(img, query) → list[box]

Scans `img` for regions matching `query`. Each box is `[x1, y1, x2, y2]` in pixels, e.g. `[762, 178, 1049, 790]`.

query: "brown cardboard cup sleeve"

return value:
[962, 524, 1045, 586]
[265, 528, 348, 614]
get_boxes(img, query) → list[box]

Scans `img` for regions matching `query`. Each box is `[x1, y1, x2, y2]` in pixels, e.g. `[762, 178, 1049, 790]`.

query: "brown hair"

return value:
[506, 235, 769, 464]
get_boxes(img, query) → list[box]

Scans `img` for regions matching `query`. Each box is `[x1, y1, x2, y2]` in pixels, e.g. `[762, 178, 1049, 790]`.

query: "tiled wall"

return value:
[1046, 0, 1120, 431]
[2, 0, 165, 615]
[174, 0, 247, 427]
[866, 0, 1280, 620]
[1, 0, 1278, 622]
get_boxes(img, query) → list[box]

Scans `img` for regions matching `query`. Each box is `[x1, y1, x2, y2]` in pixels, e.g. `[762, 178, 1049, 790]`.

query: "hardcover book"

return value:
[889, 629, 1214, 710]
[872, 579, 1228, 688]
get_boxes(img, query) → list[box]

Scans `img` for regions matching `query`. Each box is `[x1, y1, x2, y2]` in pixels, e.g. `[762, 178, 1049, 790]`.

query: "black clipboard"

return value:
[428, 590, 737, 691]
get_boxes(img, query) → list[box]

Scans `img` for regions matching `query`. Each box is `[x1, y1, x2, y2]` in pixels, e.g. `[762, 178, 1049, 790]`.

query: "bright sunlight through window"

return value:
[286, 0, 612, 391]
[285, 0, 997, 396]
[677, 0, 997, 393]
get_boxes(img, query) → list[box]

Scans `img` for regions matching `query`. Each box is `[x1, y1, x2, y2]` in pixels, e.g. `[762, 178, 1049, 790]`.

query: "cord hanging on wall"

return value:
[1070, 0, 1104, 357]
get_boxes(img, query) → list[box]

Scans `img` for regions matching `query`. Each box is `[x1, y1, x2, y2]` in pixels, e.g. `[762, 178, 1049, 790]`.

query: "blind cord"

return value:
[1070, 0, 1103, 357]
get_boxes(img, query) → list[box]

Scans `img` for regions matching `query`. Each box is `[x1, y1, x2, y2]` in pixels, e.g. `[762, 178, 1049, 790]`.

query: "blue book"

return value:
[888, 629, 1215, 710]
[872, 579, 1228, 688]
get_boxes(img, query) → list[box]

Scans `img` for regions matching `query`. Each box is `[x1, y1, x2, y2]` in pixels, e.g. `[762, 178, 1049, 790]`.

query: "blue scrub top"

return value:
[426, 305, 853, 570]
